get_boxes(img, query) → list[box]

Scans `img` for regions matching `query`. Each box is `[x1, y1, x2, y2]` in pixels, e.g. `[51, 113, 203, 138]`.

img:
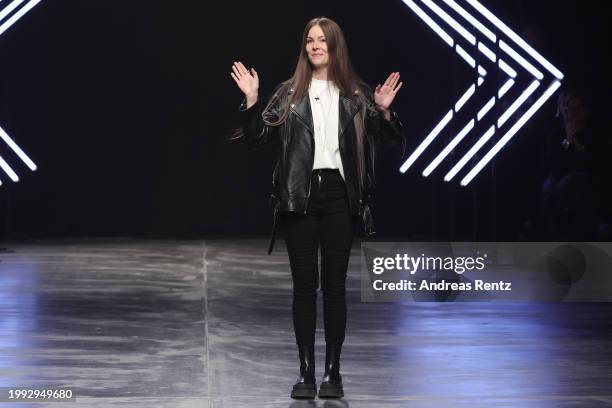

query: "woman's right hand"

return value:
[231, 61, 259, 107]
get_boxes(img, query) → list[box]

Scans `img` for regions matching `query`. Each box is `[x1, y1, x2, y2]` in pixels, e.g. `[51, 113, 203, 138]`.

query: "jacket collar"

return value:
[289, 88, 361, 137]
[339, 92, 361, 138]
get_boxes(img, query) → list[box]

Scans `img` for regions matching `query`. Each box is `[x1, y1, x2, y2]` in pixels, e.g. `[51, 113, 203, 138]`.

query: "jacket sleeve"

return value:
[238, 93, 282, 149]
[363, 94, 406, 154]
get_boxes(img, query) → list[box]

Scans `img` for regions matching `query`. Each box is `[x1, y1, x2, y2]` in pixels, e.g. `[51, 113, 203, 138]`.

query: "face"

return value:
[566, 97, 588, 127]
[305, 25, 329, 68]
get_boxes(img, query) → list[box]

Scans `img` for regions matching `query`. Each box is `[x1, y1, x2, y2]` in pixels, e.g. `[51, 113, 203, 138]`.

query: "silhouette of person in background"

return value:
[537, 89, 611, 240]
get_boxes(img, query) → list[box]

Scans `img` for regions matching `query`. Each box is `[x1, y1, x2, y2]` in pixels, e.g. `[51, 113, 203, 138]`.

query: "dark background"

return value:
[0, 0, 609, 241]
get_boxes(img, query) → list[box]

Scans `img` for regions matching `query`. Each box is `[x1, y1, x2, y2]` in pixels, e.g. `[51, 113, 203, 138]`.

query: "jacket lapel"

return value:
[289, 90, 360, 139]
[290, 94, 314, 135]
[339, 93, 360, 139]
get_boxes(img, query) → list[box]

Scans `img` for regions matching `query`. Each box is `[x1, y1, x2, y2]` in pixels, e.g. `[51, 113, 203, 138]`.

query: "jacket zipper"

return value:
[297, 95, 358, 215]
[289, 105, 315, 215]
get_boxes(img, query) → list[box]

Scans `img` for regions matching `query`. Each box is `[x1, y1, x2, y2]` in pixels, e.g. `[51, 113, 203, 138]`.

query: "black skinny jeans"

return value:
[280, 168, 354, 347]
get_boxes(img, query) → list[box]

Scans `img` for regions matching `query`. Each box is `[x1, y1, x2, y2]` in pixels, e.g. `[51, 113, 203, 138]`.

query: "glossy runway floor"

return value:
[1, 238, 611, 407]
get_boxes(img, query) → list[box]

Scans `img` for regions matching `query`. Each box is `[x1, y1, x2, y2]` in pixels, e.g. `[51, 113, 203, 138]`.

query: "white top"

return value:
[308, 77, 344, 179]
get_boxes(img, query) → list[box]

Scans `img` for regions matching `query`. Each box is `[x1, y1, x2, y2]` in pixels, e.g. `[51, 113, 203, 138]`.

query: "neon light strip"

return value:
[0, 125, 37, 171]
[477, 65, 487, 76]
[0, 0, 42, 182]
[455, 44, 475, 67]
[461, 81, 562, 186]
[464, 0, 564, 80]
[0, 0, 25, 23]
[497, 80, 540, 127]
[445, 125, 495, 182]
[424, 79, 508, 176]
[477, 42, 496, 62]
[402, 0, 454, 47]
[477, 97, 495, 121]
[400, 110, 453, 173]
[498, 78, 515, 98]
[423, 119, 474, 177]
[498, 59, 517, 78]
[454, 84, 476, 112]
[440, 0, 496, 42]
[0, 0, 42, 36]
[477, 76, 484, 86]
[0, 155, 19, 181]
[420, 0, 476, 45]
[499, 40, 543, 80]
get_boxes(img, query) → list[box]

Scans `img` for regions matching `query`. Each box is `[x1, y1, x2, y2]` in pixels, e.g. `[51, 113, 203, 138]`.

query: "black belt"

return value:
[312, 168, 341, 190]
[312, 168, 340, 174]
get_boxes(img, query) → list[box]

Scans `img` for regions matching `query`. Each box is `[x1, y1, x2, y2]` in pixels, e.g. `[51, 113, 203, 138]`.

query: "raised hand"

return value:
[231, 61, 259, 98]
[374, 72, 403, 111]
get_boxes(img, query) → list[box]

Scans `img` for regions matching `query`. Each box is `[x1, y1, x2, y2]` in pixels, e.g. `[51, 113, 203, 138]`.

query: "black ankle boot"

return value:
[318, 343, 344, 398]
[291, 342, 317, 399]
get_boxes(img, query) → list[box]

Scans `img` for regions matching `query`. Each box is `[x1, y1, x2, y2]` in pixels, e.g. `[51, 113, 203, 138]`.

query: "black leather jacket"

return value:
[239, 84, 405, 254]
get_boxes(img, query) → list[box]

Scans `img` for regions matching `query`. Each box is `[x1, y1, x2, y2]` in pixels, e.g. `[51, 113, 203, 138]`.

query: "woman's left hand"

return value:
[374, 72, 403, 111]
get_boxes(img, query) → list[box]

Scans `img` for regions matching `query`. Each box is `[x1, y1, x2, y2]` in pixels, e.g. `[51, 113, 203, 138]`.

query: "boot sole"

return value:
[318, 382, 344, 398]
[291, 383, 317, 399]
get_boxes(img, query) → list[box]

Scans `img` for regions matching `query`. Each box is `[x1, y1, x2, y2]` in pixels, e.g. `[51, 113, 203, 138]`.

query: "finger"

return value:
[237, 61, 249, 76]
[387, 72, 398, 88]
[383, 73, 394, 87]
[233, 61, 244, 75]
[393, 82, 403, 93]
[232, 64, 242, 78]
[233, 62, 243, 75]
[251, 68, 258, 79]
[390, 73, 400, 89]
[230, 72, 240, 84]
[375, 84, 381, 93]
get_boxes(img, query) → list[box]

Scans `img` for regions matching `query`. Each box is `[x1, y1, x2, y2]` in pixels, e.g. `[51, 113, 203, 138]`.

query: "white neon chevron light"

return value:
[423, 119, 474, 177]
[0, 0, 41, 184]
[477, 42, 495, 63]
[455, 44, 476, 67]
[497, 80, 540, 127]
[403, 0, 454, 46]
[499, 40, 543, 80]
[400, 0, 563, 185]
[445, 125, 495, 182]
[400, 109, 454, 173]
[498, 79, 515, 98]
[477, 96, 495, 121]
[423, 72, 508, 176]
[463, 0, 564, 80]
[454, 84, 475, 112]
[421, 0, 476, 45]
[0, 0, 26, 23]
[441, 0, 496, 42]
[499, 59, 517, 78]
[400, 0, 491, 173]
[461, 81, 562, 186]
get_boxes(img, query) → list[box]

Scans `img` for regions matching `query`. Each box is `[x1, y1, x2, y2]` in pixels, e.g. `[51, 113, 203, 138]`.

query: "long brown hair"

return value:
[265, 16, 372, 125]
[263, 17, 377, 192]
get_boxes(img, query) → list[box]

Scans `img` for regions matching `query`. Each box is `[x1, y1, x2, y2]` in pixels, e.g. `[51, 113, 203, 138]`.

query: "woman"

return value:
[539, 91, 603, 240]
[231, 16, 405, 399]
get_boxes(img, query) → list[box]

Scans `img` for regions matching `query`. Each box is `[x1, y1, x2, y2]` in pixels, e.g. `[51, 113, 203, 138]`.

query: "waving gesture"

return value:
[374, 72, 403, 111]
[231, 61, 259, 98]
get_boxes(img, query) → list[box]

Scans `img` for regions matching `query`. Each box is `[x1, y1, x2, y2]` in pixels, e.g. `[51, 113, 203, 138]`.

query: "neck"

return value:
[312, 66, 328, 80]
